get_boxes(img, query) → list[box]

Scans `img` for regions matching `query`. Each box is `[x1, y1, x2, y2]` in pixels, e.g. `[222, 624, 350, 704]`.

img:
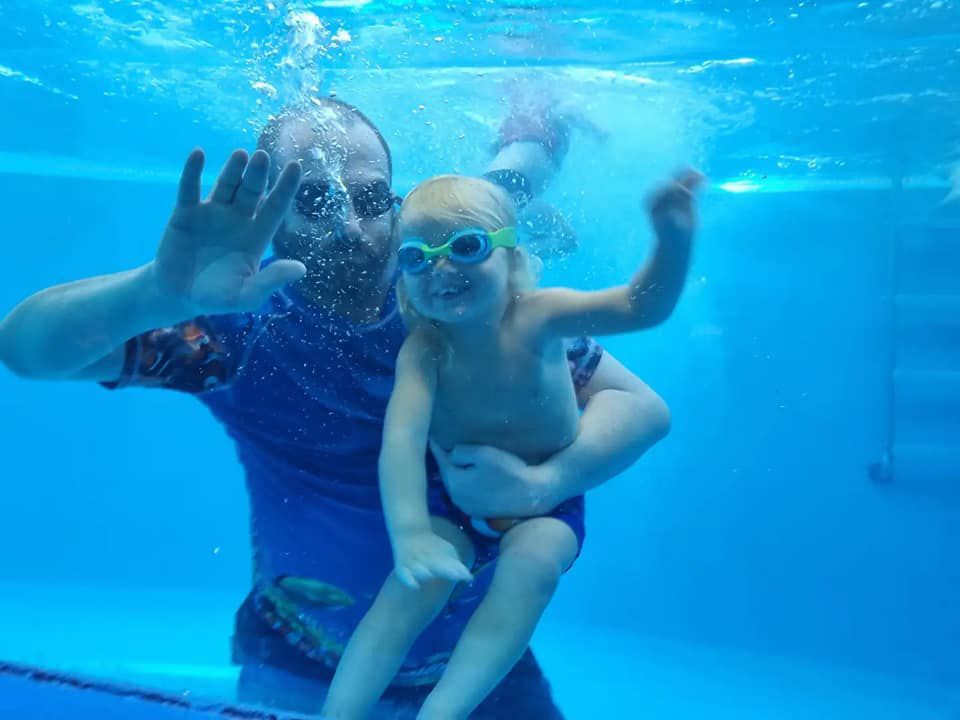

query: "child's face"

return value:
[399, 213, 512, 325]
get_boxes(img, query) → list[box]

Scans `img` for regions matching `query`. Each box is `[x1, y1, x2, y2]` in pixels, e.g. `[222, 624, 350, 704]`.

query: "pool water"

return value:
[1, 1, 959, 718]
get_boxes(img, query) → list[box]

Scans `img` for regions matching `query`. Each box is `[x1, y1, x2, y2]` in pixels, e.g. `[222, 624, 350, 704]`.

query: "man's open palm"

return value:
[154, 148, 306, 315]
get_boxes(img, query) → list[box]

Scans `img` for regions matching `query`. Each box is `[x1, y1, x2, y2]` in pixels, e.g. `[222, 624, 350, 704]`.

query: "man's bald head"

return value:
[257, 98, 393, 183]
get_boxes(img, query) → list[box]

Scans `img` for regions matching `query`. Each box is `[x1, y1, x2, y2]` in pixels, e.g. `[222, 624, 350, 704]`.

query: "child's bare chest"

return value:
[430, 339, 580, 464]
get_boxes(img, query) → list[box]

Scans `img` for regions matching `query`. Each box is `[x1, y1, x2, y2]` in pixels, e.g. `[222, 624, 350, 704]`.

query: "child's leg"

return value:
[418, 517, 578, 720]
[323, 517, 475, 720]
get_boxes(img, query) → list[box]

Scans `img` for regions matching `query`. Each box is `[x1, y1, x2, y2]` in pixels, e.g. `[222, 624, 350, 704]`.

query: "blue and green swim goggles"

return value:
[397, 227, 518, 275]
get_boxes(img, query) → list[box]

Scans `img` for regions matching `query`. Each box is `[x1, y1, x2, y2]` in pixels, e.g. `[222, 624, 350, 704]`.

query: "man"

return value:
[0, 99, 672, 717]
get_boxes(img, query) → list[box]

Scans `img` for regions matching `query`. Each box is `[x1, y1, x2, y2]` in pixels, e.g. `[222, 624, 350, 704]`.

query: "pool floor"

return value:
[0, 584, 956, 719]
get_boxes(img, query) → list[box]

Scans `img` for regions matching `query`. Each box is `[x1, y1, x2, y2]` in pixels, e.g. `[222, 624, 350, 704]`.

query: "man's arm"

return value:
[538, 351, 671, 507]
[0, 266, 184, 381]
[433, 349, 670, 518]
[0, 149, 302, 382]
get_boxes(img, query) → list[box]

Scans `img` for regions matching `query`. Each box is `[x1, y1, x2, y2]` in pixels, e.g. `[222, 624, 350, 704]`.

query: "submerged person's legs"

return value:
[237, 662, 424, 719]
[237, 661, 327, 716]
[322, 516, 473, 718]
[469, 649, 566, 720]
[420, 518, 577, 719]
[237, 652, 565, 720]
[322, 574, 460, 718]
[235, 517, 571, 718]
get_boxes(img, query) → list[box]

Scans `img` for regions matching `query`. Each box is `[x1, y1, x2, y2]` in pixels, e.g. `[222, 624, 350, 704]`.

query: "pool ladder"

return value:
[871, 214, 960, 497]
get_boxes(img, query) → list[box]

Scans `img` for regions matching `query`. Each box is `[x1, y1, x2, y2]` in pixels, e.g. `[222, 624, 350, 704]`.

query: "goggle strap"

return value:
[487, 227, 518, 249]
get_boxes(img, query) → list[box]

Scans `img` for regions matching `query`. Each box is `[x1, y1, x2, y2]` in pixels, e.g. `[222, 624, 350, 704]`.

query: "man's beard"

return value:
[276, 231, 390, 292]
[296, 247, 393, 303]
[308, 251, 389, 292]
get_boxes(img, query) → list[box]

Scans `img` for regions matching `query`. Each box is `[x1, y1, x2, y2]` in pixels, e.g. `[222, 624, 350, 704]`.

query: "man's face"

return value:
[272, 116, 397, 293]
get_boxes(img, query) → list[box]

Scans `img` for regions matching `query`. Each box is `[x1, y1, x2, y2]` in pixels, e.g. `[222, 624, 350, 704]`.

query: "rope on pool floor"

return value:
[0, 660, 311, 719]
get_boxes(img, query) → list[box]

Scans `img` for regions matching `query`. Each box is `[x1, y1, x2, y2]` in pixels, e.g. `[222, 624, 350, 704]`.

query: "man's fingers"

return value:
[449, 444, 512, 469]
[176, 149, 205, 208]
[209, 149, 249, 205]
[428, 440, 453, 469]
[235, 260, 307, 310]
[233, 149, 271, 216]
[395, 566, 420, 590]
[448, 444, 487, 467]
[254, 160, 302, 236]
[428, 440, 448, 460]
[258, 259, 308, 287]
[409, 563, 434, 584]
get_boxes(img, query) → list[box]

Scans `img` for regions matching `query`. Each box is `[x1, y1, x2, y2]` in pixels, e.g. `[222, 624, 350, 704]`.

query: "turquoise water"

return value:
[1, 1, 959, 718]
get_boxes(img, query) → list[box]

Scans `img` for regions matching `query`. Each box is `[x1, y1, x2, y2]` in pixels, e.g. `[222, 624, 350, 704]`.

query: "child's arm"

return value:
[523, 170, 703, 339]
[379, 332, 473, 589]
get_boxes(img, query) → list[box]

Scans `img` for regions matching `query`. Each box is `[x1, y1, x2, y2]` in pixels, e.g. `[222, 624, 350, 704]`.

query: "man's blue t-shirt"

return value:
[105, 280, 603, 684]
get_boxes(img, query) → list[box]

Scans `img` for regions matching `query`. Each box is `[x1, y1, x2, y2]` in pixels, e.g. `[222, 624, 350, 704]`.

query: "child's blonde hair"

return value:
[401, 174, 516, 233]
[396, 175, 540, 331]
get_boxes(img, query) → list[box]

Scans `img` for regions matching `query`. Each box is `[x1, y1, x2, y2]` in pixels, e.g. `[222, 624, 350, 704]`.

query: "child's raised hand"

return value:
[647, 169, 705, 241]
[393, 532, 473, 590]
